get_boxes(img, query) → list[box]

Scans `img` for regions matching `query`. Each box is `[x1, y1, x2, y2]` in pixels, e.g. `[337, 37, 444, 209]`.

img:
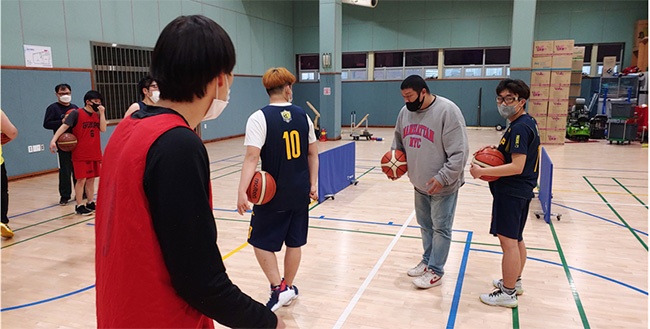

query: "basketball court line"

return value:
[583, 176, 648, 251]
[612, 177, 648, 208]
[332, 210, 415, 329]
[552, 202, 648, 235]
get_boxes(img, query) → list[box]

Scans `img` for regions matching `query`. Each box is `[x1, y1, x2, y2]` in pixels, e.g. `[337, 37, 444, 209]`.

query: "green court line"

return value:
[13, 212, 75, 232]
[549, 220, 591, 329]
[209, 161, 243, 174]
[583, 176, 648, 251]
[210, 169, 242, 180]
[612, 177, 648, 209]
[512, 306, 519, 329]
[1, 217, 95, 249]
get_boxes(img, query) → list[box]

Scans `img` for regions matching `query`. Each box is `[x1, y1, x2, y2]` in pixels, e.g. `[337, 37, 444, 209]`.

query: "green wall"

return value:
[1, 0, 295, 74]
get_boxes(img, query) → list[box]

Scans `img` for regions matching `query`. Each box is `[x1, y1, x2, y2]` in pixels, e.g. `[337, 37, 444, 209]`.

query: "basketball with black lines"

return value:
[246, 171, 277, 205]
[380, 149, 407, 180]
[57, 133, 78, 152]
[472, 148, 505, 182]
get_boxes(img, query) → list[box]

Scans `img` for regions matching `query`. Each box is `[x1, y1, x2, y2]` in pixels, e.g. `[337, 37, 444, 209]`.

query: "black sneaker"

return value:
[59, 197, 70, 206]
[75, 205, 92, 216]
[86, 202, 96, 212]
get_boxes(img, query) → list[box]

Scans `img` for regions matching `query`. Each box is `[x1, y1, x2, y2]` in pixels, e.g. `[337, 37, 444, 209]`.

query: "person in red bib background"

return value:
[49, 90, 106, 216]
[94, 15, 283, 329]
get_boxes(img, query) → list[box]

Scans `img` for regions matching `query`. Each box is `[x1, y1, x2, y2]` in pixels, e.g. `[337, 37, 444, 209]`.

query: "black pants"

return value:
[58, 150, 76, 199]
[2, 163, 8, 224]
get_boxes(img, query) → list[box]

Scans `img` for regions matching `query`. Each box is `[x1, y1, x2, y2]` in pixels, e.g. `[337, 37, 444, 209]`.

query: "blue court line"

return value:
[446, 231, 472, 329]
[8, 204, 60, 219]
[552, 202, 648, 236]
[471, 249, 647, 295]
[1, 285, 95, 312]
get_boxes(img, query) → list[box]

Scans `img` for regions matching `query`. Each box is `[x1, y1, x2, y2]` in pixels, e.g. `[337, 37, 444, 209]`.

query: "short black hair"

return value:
[496, 79, 530, 100]
[400, 75, 430, 94]
[151, 15, 236, 102]
[55, 84, 71, 93]
[83, 90, 103, 104]
[137, 75, 156, 100]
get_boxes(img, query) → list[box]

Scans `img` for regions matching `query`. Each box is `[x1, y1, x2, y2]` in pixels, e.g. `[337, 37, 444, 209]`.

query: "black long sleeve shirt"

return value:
[43, 102, 78, 132]
[138, 108, 277, 329]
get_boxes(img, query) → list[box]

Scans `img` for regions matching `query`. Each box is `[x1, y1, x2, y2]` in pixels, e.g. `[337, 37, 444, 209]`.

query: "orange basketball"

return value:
[246, 170, 277, 205]
[472, 148, 505, 182]
[380, 149, 408, 179]
[57, 133, 78, 152]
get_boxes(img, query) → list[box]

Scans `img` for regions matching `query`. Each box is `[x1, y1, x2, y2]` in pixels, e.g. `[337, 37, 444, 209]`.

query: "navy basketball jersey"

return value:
[259, 104, 311, 210]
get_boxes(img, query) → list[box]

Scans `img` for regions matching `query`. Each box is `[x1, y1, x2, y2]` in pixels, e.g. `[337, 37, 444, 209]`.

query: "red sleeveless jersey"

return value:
[95, 113, 214, 329]
[70, 109, 102, 161]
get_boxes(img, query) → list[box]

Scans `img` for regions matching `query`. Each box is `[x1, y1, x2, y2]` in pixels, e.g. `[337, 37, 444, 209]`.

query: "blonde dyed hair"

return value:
[262, 67, 296, 95]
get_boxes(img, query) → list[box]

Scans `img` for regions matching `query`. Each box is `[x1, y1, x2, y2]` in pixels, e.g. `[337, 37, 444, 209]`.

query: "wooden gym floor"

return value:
[1, 127, 647, 328]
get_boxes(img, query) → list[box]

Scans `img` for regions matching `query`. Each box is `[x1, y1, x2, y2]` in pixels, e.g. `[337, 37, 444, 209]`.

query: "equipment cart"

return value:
[350, 111, 373, 140]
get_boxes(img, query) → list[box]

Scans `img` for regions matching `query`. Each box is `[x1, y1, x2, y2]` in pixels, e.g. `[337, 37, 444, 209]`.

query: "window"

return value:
[405, 51, 437, 66]
[374, 52, 403, 67]
[91, 42, 152, 120]
[298, 54, 319, 82]
[342, 53, 367, 81]
[443, 48, 509, 78]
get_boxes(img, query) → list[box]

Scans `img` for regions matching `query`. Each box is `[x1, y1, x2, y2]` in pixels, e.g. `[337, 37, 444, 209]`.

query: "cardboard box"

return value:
[572, 59, 584, 71]
[532, 56, 553, 70]
[549, 85, 570, 100]
[634, 20, 648, 48]
[542, 128, 566, 144]
[553, 40, 575, 55]
[528, 100, 548, 116]
[531, 71, 551, 85]
[569, 84, 581, 97]
[548, 99, 569, 115]
[534, 115, 548, 129]
[530, 85, 550, 100]
[546, 114, 568, 129]
[552, 55, 573, 69]
[550, 71, 572, 86]
[573, 46, 585, 59]
[570, 72, 582, 84]
[533, 41, 554, 56]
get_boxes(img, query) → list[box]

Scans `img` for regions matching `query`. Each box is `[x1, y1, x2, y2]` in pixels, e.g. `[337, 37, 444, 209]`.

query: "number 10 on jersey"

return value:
[283, 130, 301, 160]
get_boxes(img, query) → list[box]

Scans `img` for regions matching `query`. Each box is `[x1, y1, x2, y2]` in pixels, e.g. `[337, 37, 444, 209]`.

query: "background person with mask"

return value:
[123, 75, 160, 118]
[391, 75, 469, 289]
[470, 79, 539, 309]
[49, 90, 107, 216]
[43, 83, 78, 206]
[94, 15, 283, 329]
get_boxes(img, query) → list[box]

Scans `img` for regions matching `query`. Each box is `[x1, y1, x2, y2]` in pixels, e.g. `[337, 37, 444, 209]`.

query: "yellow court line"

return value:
[222, 242, 249, 260]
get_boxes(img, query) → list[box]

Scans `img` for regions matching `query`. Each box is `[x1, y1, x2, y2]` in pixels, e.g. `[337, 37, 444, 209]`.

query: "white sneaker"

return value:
[407, 261, 428, 277]
[480, 288, 518, 308]
[412, 269, 442, 289]
[492, 278, 524, 295]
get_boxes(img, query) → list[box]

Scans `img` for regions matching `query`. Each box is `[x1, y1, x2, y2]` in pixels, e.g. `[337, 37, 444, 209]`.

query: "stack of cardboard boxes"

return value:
[570, 47, 585, 105]
[530, 40, 574, 144]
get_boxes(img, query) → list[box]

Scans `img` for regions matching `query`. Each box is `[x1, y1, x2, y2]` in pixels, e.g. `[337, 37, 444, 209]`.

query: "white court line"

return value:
[332, 210, 416, 329]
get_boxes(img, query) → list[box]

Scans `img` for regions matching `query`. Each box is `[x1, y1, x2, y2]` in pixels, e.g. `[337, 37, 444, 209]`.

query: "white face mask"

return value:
[59, 95, 72, 103]
[203, 78, 230, 121]
[149, 90, 160, 103]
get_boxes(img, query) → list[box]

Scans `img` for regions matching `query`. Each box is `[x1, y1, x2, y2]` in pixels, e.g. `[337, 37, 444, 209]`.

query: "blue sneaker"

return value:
[266, 279, 296, 312]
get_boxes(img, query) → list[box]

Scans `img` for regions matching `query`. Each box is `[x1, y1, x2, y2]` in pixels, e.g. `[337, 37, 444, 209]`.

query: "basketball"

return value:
[57, 133, 78, 152]
[472, 148, 505, 182]
[246, 170, 277, 205]
[380, 149, 408, 179]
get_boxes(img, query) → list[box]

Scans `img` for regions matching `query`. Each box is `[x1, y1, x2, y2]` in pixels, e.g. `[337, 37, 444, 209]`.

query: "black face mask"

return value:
[90, 103, 100, 112]
[406, 92, 423, 112]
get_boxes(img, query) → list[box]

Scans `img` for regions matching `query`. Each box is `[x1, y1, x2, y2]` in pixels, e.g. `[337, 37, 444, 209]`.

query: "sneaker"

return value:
[479, 288, 518, 308]
[86, 202, 96, 212]
[75, 205, 92, 216]
[283, 285, 299, 307]
[266, 280, 296, 312]
[59, 197, 70, 206]
[412, 269, 442, 289]
[1, 223, 14, 238]
[492, 278, 524, 296]
[407, 261, 428, 277]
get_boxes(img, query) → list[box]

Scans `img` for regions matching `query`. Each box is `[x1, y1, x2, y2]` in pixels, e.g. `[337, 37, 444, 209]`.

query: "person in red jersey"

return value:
[94, 15, 283, 329]
[49, 90, 106, 216]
